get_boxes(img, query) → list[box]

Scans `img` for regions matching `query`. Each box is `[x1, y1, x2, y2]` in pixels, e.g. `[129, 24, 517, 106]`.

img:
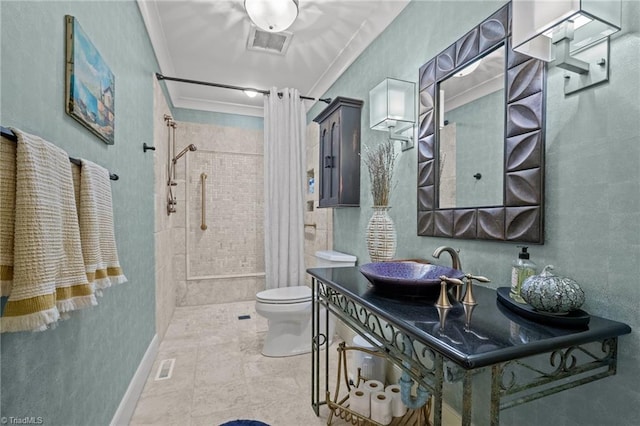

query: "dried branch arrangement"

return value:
[363, 141, 397, 206]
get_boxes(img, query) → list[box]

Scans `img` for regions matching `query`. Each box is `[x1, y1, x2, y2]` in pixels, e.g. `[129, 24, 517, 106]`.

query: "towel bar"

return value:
[1, 126, 119, 181]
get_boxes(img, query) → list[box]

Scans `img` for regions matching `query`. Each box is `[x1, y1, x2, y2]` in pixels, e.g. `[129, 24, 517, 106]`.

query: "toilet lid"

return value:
[256, 286, 312, 304]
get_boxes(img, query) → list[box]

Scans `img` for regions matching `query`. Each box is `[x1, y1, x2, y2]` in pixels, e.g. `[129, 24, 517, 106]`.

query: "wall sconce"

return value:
[512, 0, 621, 95]
[369, 78, 416, 151]
[244, 0, 299, 33]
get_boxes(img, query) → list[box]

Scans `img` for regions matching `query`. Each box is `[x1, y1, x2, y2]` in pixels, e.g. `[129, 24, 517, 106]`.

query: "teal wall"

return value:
[446, 89, 504, 207]
[173, 107, 263, 130]
[1, 1, 157, 425]
[311, 1, 640, 425]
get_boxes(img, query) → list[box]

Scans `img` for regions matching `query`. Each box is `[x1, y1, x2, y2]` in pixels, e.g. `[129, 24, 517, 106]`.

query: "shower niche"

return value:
[313, 97, 363, 208]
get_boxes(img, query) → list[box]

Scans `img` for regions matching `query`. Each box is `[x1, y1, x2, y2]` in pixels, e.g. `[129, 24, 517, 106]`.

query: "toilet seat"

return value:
[256, 286, 312, 304]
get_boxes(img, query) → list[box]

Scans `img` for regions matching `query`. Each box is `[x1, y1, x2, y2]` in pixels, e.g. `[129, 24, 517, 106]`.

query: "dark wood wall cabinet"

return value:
[313, 97, 363, 208]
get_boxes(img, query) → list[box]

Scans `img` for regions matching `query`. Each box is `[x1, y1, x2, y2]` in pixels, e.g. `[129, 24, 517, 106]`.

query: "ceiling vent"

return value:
[247, 25, 293, 55]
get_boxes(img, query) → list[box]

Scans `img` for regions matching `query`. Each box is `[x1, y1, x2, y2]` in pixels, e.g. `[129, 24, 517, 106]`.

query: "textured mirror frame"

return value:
[417, 3, 546, 243]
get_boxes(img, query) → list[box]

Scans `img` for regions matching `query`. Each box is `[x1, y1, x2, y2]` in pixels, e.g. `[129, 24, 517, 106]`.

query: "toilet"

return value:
[255, 250, 357, 357]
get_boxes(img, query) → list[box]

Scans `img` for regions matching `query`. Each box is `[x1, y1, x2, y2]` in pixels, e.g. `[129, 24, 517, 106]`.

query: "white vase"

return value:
[366, 206, 397, 262]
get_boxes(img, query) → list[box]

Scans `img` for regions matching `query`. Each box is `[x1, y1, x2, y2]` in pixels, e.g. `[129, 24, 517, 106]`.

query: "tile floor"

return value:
[130, 300, 344, 426]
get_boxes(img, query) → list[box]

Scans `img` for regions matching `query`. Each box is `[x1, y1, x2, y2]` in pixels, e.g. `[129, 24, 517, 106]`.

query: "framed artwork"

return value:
[65, 15, 115, 145]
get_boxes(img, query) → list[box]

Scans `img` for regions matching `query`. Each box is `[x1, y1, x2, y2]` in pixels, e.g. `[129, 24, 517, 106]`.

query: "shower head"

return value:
[173, 144, 197, 163]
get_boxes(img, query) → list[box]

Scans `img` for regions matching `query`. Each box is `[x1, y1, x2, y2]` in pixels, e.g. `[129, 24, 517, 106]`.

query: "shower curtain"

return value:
[263, 88, 306, 289]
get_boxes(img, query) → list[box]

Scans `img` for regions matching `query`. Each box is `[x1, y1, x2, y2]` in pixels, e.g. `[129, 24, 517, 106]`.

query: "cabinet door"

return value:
[329, 115, 341, 204]
[319, 110, 340, 207]
[319, 122, 331, 206]
[314, 97, 362, 208]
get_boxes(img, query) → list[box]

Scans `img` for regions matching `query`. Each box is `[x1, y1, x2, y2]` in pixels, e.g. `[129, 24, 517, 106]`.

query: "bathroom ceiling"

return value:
[137, 0, 410, 117]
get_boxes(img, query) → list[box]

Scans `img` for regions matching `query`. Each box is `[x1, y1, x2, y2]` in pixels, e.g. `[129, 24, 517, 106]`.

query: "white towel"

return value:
[0, 135, 17, 296]
[78, 159, 127, 292]
[1, 129, 96, 333]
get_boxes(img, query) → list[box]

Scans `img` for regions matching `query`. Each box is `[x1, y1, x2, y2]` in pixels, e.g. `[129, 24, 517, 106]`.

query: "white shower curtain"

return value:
[263, 88, 306, 289]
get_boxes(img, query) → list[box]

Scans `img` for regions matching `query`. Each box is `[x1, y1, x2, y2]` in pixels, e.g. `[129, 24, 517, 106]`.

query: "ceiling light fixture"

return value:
[244, 0, 299, 33]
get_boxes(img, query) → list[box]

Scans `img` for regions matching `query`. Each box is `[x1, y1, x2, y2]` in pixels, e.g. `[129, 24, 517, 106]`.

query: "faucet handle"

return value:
[440, 275, 464, 286]
[465, 273, 490, 283]
[445, 275, 464, 301]
[462, 274, 491, 306]
[464, 274, 491, 283]
[435, 275, 463, 309]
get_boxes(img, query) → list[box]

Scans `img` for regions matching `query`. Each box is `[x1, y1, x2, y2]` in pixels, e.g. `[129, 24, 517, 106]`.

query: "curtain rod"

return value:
[1, 126, 119, 181]
[155, 73, 332, 104]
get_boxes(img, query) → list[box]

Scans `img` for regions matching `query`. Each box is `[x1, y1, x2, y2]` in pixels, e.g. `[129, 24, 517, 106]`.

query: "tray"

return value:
[496, 287, 590, 328]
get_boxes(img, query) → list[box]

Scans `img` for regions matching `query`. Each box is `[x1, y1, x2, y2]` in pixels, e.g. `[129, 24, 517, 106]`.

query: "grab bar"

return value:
[200, 172, 207, 231]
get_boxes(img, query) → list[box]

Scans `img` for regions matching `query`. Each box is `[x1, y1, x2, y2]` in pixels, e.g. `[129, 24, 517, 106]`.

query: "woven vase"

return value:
[366, 206, 397, 262]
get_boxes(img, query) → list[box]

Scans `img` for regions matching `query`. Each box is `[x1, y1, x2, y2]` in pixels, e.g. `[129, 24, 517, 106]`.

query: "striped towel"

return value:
[78, 159, 127, 293]
[1, 129, 96, 333]
[0, 135, 16, 296]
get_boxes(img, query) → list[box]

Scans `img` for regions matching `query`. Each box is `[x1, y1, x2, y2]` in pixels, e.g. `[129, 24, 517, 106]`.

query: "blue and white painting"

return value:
[66, 16, 115, 144]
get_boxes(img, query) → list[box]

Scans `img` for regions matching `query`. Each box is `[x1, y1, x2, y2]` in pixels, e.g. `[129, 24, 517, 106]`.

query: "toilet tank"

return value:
[314, 250, 357, 268]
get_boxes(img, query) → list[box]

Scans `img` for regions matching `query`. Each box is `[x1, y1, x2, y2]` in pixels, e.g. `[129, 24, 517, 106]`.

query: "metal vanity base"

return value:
[309, 267, 631, 426]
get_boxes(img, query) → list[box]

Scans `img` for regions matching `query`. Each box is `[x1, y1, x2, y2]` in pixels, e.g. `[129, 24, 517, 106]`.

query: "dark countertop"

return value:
[308, 266, 632, 369]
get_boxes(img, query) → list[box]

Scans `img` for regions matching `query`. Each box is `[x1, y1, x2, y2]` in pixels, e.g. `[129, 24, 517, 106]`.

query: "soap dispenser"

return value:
[510, 246, 536, 304]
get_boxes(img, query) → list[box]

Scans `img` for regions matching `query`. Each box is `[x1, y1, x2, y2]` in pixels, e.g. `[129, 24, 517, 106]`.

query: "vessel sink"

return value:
[359, 262, 464, 299]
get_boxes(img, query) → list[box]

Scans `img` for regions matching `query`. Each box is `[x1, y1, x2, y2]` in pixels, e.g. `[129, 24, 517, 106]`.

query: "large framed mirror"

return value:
[417, 3, 545, 243]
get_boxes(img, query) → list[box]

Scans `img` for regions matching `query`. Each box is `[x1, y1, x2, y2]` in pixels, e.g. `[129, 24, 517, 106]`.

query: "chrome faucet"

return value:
[432, 246, 462, 271]
[432, 246, 463, 301]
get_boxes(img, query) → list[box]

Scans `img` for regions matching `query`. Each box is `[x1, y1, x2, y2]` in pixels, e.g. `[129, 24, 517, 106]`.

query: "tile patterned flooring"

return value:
[130, 301, 343, 426]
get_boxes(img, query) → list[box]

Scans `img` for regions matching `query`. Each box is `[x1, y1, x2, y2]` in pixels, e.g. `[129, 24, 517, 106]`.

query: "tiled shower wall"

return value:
[188, 152, 263, 277]
[155, 111, 334, 311]
[174, 122, 265, 306]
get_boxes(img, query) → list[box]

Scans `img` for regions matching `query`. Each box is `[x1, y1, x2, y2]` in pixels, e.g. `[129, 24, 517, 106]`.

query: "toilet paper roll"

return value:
[370, 391, 392, 425]
[362, 379, 384, 394]
[385, 384, 407, 417]
[349, 387, 370, 418]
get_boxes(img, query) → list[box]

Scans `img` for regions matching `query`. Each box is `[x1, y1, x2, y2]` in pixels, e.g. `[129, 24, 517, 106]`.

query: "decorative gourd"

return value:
[521, 265, 585, 313]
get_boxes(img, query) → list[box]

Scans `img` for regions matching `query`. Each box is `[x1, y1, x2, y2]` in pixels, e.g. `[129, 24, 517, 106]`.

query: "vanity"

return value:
[308, 266, 631, 425]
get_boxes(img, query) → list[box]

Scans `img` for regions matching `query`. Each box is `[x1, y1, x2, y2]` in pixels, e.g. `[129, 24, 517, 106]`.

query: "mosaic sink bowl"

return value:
[359, 262, 464, 299]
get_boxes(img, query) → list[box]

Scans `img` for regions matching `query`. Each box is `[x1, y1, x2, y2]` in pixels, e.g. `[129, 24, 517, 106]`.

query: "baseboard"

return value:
[110, 333, 159, 426]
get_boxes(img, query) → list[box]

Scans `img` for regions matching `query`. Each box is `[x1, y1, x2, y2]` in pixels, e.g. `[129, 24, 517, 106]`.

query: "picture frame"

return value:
[65, 15, 115, 145]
